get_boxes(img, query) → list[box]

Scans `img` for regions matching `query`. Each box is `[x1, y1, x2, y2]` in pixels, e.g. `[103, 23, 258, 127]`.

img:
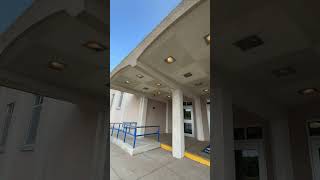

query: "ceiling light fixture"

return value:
[298, 88, 319, 96]
[233, 35, 264, 51]
[156, 83, 161, 86]
[167, 95, 171, 98]
[143, 87, 149, 90]
[204, 34, 210, 44]
[157, 91, 161, 95]
[184, 72, 193, 78]
[125, 80, 130, 84]
[48, 61, 65, 71]
[136, 74, 144, 78]
[195, 82, 203, 86]
[164, 56, 176, 64]
[83, 41, 107, 52]
[203, 89, 209, 92]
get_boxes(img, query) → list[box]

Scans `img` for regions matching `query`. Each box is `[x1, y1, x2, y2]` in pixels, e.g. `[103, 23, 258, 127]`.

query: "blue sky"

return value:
[110, 0, 181, 71]
[0, 0, 33, 33]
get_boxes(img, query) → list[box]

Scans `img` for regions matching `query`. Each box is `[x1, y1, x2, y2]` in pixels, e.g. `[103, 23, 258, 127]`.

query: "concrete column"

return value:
[269, 118, 294, 180]
[165, 101, 169, 133]
[212, 87, 235, 180]
[194, 97, 205, 141]
[172, 89, 185, 158]
[137, 96, 148, 134]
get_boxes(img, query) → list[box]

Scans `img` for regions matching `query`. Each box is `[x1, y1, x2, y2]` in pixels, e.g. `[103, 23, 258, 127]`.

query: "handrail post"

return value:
[157, 127, 160, 142]
[123, 126, 127, 142]
[111, 123, 115, 136]
[116, 123, 121, 139]
[133, 127, 137, 148]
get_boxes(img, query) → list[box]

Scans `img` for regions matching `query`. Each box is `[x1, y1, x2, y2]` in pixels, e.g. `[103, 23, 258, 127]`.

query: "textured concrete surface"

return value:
[110, 143, 210, 180]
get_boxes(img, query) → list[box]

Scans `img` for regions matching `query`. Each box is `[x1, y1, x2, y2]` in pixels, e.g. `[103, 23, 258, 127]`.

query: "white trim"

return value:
[165, 101, 169, 133]
[306, 119, 320, 180]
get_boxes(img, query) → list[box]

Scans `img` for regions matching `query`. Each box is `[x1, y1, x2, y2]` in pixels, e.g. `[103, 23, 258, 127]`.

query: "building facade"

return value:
[0, 86, 106, 180]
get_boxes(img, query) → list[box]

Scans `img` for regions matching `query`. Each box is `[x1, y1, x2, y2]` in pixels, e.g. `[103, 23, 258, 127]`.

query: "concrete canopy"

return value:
[110, 0, 210, 101]
[214, 0, 320, 109]
[0, 0, 108, 105]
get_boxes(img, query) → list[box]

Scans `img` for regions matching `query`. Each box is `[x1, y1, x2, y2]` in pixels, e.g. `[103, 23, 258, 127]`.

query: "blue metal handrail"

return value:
[123, 125, 160, 148]
[110, 122, 160, 148]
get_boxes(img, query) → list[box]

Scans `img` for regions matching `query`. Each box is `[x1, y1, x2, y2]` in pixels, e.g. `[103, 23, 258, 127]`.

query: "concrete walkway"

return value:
[110, 143, 210, 180]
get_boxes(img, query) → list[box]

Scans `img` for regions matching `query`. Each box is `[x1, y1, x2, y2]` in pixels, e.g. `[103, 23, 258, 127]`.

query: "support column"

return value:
[194, 97, 205, 141]
[172, 89, 185, 158]
[165, 101, 169, 133]
[137, 96, 148, 134]
[212, 87, 235, 180]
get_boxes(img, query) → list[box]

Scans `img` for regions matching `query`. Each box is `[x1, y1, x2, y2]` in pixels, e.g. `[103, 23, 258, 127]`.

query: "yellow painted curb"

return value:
[160, 143, 210, 167]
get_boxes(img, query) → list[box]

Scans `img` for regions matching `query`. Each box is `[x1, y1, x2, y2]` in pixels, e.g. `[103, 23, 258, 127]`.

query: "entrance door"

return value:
[234, 142, 267, 180]
[310, 139, 320, 180]
[183, 105, 194, 137]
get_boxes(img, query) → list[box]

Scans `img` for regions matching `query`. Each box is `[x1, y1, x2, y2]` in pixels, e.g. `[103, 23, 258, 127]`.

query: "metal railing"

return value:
[110, 122, 160, 148]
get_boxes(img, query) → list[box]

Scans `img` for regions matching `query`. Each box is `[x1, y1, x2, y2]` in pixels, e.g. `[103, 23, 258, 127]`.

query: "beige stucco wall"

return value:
[0, 86, 103, 180]
[146, 99, 166, 133]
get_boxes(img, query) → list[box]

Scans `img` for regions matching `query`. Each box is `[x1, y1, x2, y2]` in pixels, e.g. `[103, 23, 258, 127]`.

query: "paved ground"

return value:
[110, 143, 210, 180]
[148, 133, 210, 159]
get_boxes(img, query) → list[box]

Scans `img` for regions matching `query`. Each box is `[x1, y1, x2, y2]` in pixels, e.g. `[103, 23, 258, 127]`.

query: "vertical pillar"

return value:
[269, 118, 294, 180]
[137, 96, 148, 134]
[172, 89, 185, 158]
[212, 87, 235, 180]
[165, 101, 169, 133]
[194, 97, 205, 141]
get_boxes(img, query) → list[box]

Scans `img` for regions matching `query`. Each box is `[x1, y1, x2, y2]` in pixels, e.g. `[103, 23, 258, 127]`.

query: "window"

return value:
[0, 103, 15, 149]
[117, 92, 124, 109]
[110, 93, 115, 107]
[23, 95, 43, 149]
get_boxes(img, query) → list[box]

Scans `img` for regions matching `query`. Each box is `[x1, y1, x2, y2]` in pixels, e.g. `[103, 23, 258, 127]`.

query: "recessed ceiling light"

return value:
[157, 91, 161, 95]
[233, 35, 264, 51]
[48, 61, 65, 71]
[204, 34, 210, 44]
[83, 41, 107, 52]
[125, 80, 130, 84]
[156, 83, 161, 86]
[184, 72, 193, 78]
[136, 74, 144, 78]
[164, 56, 176, 64]
[203, 89, 209, 92]
[298, 88, 319, 96]
[272, 67, 296, 78]
[167, 95, 171, 98]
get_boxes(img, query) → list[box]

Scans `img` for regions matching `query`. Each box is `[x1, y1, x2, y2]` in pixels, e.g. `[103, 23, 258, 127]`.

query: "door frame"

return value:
[234, 140, 268, 180]
[306, 119, 320, 180]
[183, 105, 195, 137]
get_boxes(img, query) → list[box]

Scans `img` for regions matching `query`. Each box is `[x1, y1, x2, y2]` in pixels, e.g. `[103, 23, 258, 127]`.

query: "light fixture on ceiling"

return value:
[156, 83, 161, 86]
[164, 56, 176, 64]
[48, 61, 65, 71]
[125, 80, 130, 84]
[167, 95, 171, 98]
[184, 72, 193, 78]
[298, 88, 319, 96]
[143, 87, 149, 90]
[233, 35, 264, 51]
[204, 34, 210, 44]
[195, 82, 203, 86]
[203, 89, 209, 92]
[272, 66, 296, 78]
[136, 74, 144, 78]
[83, 41, 107, 52]
[157, 91, 161, 95]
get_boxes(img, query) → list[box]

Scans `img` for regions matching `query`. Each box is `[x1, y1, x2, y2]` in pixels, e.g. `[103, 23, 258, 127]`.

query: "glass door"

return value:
[310, 140, 320, 180]
[235, 142, 267, 180]
[183, 104, 194, 137]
